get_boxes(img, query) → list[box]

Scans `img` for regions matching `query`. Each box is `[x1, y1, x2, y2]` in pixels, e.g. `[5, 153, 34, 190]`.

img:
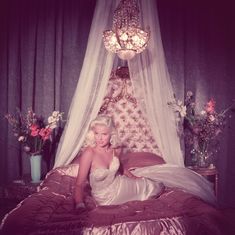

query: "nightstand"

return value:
[0, 178, 41, 221]
[188, 166, 218, 196]
[4, 177, 41, 202]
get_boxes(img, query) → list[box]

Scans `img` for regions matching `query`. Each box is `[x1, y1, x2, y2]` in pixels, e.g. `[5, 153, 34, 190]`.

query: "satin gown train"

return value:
[89, 155, 216, 206]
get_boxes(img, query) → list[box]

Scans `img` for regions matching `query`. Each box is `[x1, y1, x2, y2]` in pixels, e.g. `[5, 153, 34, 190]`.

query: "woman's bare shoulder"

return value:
[79, 147, 94, 161]
[82, 146, 94, 154]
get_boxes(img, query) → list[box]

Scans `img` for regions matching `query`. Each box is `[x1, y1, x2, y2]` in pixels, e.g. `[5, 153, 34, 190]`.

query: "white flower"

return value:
[168, 99, 186, 117]
[179, 105, 187, 117]
[18, 136, 25, 142]
[173, 105, 180, 112]
[176, 100, 186, 117]
[48, 116, 56, 124]
[46, 123, 57, 129]
[23, 146, 31, 152]
[209, 114, 215, 122]
[200, 110, 207, 116]
[52, 111, 60, 117]
[177, 100, 183, 107]
[48, 111, 63, 128]
[177, 100, 183, 106]
[186, 91, 193, 97]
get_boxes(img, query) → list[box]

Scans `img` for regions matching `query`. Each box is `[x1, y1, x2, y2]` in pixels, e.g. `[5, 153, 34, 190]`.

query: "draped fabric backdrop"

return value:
[0, 0, 96, 183]
[53, 0, 117, 168]
[0, 0, 234, 208]
[128, 0, 184, 167]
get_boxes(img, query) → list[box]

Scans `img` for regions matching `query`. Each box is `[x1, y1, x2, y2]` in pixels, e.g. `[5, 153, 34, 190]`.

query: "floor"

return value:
[0, 198, 19, 222]
[0, 178, 40, 223]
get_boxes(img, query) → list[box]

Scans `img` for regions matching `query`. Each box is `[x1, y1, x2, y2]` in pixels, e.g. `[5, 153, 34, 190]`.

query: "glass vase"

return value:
[197, 152, 209, 168]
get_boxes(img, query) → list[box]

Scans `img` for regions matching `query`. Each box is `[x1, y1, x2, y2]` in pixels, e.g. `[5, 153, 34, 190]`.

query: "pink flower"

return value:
[206, 99, 216, 114]
[39, 128, 52, 141]
[30, 124, 40, 136]
[31, 130, 39, 136]
[30, 124, 39, 131]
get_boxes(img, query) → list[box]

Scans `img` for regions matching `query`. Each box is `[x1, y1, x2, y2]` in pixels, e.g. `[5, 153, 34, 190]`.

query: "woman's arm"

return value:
[74, 148, 93, 207]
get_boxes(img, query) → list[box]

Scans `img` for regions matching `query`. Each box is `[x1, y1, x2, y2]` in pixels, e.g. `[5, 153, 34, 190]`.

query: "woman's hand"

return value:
[74, 201, 87, 214]
[75, 202, 86, 210]
[84, 196, 97, 210]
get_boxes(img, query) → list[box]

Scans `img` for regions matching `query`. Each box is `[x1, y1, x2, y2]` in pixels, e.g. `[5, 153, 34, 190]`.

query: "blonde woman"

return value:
[74, 115, 164, 209]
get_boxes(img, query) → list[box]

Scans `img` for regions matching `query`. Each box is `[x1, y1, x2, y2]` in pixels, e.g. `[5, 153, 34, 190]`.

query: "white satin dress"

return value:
[89, 155, 216, 206]
[89, 155, 164, 206]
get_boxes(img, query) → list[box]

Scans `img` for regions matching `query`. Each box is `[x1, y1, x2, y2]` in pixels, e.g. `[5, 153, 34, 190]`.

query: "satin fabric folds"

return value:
[89, 156, 216, 206]
[89, 156, 164, 205]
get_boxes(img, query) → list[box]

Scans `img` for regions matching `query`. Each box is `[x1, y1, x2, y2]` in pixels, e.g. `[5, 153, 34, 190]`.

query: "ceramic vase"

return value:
[30, 154, 42, 183]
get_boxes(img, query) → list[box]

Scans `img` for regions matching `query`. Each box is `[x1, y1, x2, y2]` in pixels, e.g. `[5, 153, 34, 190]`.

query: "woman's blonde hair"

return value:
[83, 115, 121, 148]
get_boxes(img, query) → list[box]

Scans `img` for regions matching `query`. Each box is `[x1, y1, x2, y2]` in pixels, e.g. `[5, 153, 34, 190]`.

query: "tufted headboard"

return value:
[99, 67, 161, 156]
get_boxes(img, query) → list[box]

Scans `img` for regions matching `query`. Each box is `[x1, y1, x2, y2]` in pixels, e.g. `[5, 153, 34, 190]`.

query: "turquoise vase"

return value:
[30, 154, 42, 183]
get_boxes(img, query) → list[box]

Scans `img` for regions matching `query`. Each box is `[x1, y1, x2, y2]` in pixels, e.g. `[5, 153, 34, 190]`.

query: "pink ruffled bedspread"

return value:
[0, 165, 233, 235]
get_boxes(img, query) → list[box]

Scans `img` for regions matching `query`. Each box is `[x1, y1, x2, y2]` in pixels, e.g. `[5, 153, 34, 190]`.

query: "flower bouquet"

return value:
[5, 108, 64, 156]
[5, 108, 64, 182]
[169, 91, 234, 167]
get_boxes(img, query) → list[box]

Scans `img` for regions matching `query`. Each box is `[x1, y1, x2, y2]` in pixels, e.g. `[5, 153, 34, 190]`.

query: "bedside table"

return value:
[188, 166, 218, 196]
[4, 177, 41, 202]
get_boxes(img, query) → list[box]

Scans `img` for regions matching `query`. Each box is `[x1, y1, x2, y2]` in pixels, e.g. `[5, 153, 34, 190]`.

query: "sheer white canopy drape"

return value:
[54, 0, 118, 167]
[128, 0, 184, 166]
[54, 0, 184, 167]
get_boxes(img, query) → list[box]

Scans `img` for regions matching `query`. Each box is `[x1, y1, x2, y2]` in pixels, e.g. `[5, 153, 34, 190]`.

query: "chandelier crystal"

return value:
[103, 0, 150, 60]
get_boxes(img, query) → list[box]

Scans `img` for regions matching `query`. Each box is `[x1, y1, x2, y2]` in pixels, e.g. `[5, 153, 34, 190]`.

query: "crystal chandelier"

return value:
[103, 0, 150, 60]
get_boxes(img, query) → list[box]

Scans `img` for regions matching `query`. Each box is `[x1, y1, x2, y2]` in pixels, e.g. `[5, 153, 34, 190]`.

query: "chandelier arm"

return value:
[115, 26, 123, 50]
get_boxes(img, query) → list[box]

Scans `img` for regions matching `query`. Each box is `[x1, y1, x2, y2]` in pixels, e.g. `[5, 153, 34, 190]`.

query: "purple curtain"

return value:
[0, 0, 96, 184]
[0, 0, 235, 207]
[157, 0, 235, 207]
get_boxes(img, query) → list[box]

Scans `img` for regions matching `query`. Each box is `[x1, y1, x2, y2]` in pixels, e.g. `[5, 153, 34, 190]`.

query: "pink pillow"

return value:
[120, 152, 165, 169]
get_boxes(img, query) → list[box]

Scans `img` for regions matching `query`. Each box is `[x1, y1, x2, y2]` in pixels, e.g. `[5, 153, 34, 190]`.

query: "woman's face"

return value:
[93, 124, 111, 148]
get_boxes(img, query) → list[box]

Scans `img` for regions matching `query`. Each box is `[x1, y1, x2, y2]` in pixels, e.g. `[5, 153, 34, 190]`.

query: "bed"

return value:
[1, 67, 234, 234]
[0, 152, 232, 235]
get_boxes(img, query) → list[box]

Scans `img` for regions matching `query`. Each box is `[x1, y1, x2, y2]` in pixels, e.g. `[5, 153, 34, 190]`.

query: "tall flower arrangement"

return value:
[5, 108, 64, 156]
[169, 91, 234, 167]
